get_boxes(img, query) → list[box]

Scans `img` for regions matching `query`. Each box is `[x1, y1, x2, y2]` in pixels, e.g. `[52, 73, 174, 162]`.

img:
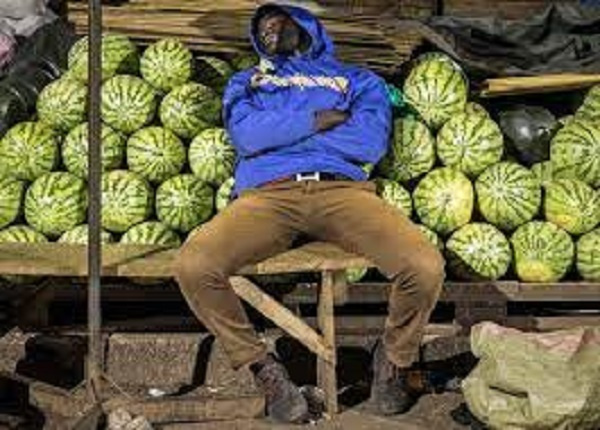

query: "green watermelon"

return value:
[476, 162, 541, 231]
[403, 53, 468, 130]
[531, 161, 555, 187]
[120, 221, 181, 248]
[576, 85, 600, 122]
[465, 102, 490, 118]
[0, 225, 47, 243]
[189, 128, 236, 185]
[346, 267, 367, 283]
[437, 112, 504, 178]
[231, 52, 259, 71]
[101, 75, 157, 134]
[196, 56, 234, 92]
[0, 225, 48, 284]
[375, 178, 412, 218]
[62, 122, 126, 178]
[413, 168, 474, 236]
[216, 177, 235, 212]
[68, 33, 139, 82]
[0, 176, 25, 229]
[511, 221, 574, 282]
[550, 118, 600, 188]
[37, 77, 88, 133]
[127, 126, 186, 183]
[101, 170, 153, 233]
[577, 228, 600, 281]
[156, 174, 214, 233]
[417, 224, 444, 251]
[140, 39, 194, 93]
[159, 83, 222, 139]
[446, 223, 511, 281]
[544, 179, 600, 235]
[24, 172, 87, 238]
[378, 116, 435, 183]
[58, 224, 114, 244]
[0, 122, 59, 182]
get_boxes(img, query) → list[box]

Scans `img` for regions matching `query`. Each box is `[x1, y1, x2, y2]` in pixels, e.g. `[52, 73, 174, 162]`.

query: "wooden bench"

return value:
[1, 242, 600, 417]
[0, 242, 375, 415]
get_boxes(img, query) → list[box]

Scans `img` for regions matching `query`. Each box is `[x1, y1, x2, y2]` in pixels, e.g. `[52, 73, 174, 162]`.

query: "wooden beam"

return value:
[317, 271, 338, 416]
[480, 74, 600, 98]
[229, 276, 334, 363]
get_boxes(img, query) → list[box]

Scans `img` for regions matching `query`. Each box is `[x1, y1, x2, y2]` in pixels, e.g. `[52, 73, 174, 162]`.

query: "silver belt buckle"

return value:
[295, 172, 321, 181]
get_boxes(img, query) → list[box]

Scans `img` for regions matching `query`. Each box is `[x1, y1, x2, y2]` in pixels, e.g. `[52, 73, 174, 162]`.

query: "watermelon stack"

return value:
[0, 33, 234, 271]
[1, 35, 599, 287]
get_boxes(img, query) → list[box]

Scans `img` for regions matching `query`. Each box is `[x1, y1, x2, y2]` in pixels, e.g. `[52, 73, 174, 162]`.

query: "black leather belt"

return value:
[262, 172, 350, 187]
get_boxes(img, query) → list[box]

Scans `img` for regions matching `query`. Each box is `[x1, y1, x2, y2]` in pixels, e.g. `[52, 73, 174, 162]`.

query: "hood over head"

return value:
[250, 3, 335, 61]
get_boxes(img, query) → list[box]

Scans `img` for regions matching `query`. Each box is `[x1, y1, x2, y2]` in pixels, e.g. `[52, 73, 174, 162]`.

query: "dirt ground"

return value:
[159, 393, 472, 430]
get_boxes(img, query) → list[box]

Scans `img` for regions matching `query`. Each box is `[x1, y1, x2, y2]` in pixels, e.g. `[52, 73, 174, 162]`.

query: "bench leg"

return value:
[317, 271, 338, 416]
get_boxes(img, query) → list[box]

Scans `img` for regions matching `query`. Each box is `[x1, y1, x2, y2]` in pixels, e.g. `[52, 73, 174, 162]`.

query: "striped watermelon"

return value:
[413, 168, 474, 236]
[68, 33, 139, 82]
[544, 179, 600, 235]
[379, 116, 435, 183]
[58, 224, 114, 244]
[127, 127, 186, 183]
[437, 112, 504, 178]
[476, 162, 541, 231]
[577, 228, 600, 281]
[417, 225, 443, 251]
[101, 170, 153, 233]
[576, 85, 600, 122]
[159, 83, 222, 139]
[216, 177, 235, 212]
[531, 161, 555, 187]
[511, 221, 574, 282]
[465, 102, 489, 118]
[37, 77, 88, 133]
[196, 56, 234, 92]
[231, 53, 259, 71]
[0, 225, 48, 284]
[101, 75, 158, 134]
[140, 39, 194, 93]
[375, 178, 412, 218]
[0, 122, 59, 182]
[550, 118, 600, 188]
[0, 176, 25, 229]
[62, 122, 126, 178]
[24, 172, 87, 238]
[120, 221, 181, 248]
[189, 128, 235, 185]
[0, 225, 47, 243]
[156, 174, 214, 233]
[403, 53, 468, 130]
[446, 223, 511, 281]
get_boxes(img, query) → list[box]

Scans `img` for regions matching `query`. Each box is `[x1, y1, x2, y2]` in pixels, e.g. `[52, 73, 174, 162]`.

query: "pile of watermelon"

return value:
[375, 52, 600, 283]
[0, 33, 599, 285]
[0, 34, 246, 260]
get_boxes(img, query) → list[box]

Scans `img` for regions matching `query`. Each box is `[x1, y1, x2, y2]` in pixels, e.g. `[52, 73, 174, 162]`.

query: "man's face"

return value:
[257, 12, 301, 56]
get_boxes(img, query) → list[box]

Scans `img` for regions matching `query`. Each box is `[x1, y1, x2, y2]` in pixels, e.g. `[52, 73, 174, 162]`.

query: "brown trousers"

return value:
[174, 180, 445, 370]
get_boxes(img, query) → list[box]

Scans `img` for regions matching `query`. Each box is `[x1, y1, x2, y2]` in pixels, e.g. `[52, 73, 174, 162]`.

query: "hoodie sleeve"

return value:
[223, 72, 317, 158]
[318, 71, 392, 165]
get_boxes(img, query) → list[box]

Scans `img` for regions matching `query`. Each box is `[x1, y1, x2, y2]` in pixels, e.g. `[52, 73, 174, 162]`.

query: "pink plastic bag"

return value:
[0, 29, 15, 70]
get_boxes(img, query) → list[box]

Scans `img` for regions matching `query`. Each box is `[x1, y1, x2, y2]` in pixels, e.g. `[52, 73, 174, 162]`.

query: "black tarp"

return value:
[400, 3, 600, 78]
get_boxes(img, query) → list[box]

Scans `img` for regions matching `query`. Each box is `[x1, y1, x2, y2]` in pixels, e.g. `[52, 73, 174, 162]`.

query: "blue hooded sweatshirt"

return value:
[223, 4, 392, 195]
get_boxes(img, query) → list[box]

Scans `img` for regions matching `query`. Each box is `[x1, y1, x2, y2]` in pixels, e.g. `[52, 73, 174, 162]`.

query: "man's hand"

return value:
[314, 109, 349, 132]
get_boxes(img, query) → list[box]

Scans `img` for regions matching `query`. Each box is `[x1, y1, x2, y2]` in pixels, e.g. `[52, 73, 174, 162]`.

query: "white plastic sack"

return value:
[0, 0, 55, 37]
[462, 322, 600, 430]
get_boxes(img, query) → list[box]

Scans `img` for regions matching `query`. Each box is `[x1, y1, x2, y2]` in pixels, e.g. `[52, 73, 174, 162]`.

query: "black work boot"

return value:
[250, 354, 309, 423]
[369, 340, 420, 416]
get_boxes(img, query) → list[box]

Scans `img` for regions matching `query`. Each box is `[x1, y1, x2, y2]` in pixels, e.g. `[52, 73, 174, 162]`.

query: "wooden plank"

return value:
[317, 271, 338, 416]
[229, 276, 334, 363]
[285, 281, 600, 304]
[0, 242, 373, 277]
[480, 74, 600, 98]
